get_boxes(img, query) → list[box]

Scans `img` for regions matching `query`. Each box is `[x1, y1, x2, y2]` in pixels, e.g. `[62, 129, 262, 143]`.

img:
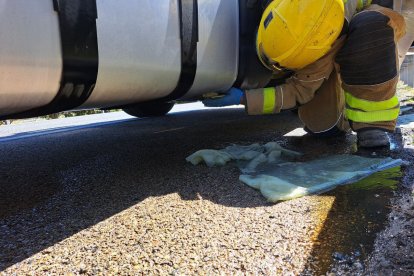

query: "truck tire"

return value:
[123, 102, 175, 118]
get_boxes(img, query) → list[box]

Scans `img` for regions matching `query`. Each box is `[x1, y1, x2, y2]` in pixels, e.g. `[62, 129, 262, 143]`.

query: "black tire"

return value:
[123, 102, 175, 118]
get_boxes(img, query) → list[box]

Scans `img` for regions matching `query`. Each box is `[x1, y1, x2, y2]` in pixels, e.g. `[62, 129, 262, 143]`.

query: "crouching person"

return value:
[203, 0, 412, 148]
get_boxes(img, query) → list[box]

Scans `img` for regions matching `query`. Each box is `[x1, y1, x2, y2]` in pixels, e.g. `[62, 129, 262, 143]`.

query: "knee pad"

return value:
[336, 11, 397, 85]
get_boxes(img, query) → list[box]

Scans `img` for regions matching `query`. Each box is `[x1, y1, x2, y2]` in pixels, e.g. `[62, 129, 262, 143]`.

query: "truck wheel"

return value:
[123, 102, 175, 118]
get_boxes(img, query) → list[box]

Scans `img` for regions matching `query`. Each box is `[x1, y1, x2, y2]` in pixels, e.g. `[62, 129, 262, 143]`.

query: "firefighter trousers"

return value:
[299, 5, 408, 134]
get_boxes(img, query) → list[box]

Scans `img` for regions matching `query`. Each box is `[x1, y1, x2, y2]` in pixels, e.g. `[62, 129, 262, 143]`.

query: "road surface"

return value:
[0, 103, 412, 275]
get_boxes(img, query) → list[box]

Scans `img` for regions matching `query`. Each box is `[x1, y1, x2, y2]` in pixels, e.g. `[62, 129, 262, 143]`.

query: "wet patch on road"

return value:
[279, 131, 407, 274]
[304, 167, 402, 274]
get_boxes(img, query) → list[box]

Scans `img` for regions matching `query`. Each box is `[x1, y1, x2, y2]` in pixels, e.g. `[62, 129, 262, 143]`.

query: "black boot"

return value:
[357, 129, 390, 148]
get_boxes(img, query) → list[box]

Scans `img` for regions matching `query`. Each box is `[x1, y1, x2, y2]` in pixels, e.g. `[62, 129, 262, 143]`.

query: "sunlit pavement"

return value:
[0, 104, 412, 275]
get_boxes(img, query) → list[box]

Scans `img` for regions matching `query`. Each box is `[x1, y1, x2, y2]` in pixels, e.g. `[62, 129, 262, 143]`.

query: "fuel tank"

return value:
[0, 0, 271, 119]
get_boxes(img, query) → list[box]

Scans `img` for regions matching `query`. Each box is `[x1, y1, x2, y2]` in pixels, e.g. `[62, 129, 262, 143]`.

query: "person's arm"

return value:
[243, 36, 346, 115]
[203, 54, 335, 114]
[203, 35, 345, 114]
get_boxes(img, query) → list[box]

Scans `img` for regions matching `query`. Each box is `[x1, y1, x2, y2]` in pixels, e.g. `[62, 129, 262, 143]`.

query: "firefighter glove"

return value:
[202, 88, 244, 107]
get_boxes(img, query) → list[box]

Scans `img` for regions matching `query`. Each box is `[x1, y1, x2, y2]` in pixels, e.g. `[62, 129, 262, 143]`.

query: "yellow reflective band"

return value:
[345, 93, 399, 112]
[346, 107, 400, 123]
[357, 0, 372, 10]
[357, 0, 363, 10]
[263, 87, 276, 114]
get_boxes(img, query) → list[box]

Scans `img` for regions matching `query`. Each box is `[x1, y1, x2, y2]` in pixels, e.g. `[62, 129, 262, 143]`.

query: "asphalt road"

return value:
[0, 104, 410, 274]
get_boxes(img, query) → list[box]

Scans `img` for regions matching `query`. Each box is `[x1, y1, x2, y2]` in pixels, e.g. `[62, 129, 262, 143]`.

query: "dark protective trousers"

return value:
[298, 5, 407, 134]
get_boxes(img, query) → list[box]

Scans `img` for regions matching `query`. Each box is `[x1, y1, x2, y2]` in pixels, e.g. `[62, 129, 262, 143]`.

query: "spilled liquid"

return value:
[305, 166, 402, 274]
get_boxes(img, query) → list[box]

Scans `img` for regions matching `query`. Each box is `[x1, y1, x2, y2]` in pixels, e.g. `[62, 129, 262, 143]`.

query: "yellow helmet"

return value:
[257, 0, 345, 71]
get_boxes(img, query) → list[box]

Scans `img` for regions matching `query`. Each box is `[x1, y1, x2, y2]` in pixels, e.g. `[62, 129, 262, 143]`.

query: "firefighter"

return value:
[203, 0, 412, 148]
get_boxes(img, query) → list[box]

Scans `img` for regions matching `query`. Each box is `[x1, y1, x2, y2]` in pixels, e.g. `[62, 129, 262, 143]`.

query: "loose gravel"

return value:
[0, 153, 336, 275]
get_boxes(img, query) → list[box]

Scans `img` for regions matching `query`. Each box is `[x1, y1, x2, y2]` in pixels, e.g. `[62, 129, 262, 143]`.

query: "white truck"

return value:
[0, 0, 284, 120]
[1, 1, 412, 121]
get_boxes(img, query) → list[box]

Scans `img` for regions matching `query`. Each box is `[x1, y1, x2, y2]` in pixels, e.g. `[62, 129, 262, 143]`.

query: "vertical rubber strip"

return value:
[153, 0, 198, 102]
[6, 0, 99, 119]
[51, 0, 99, 111]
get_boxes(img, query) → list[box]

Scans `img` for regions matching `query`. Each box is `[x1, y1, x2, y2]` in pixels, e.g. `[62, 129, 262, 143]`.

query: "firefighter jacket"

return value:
[244, 2, 410, 133]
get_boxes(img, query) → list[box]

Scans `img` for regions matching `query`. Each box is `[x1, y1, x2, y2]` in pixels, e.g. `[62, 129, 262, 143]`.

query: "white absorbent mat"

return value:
[186, 143, 402, 202]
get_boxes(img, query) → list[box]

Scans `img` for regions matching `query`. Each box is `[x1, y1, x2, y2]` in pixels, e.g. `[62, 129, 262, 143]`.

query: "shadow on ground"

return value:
[0, 109, 304, 270]
[0, 108, 399, 271]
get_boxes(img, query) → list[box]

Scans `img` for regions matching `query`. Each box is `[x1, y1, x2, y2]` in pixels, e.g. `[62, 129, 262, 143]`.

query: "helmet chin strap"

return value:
[256, 41, 292, 73]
